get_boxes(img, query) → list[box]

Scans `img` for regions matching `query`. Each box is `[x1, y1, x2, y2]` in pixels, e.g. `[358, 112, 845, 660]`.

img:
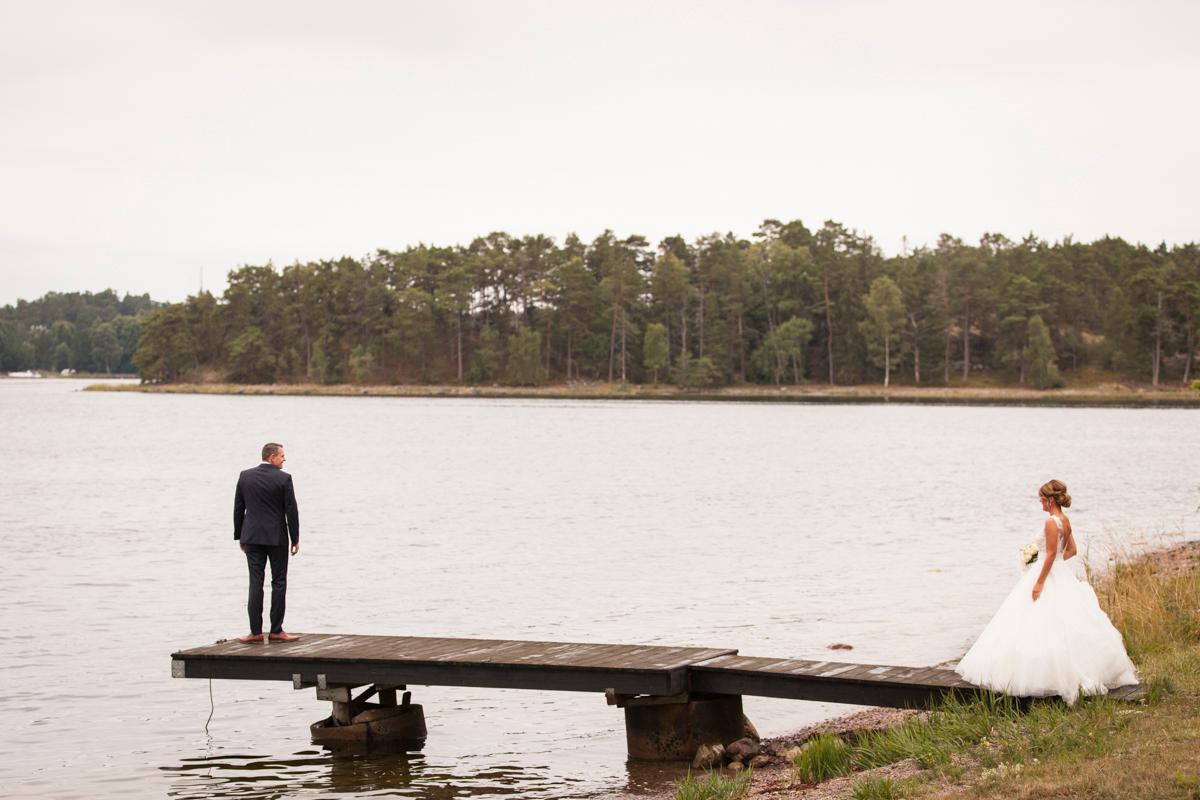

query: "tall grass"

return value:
[1095, 551, 1200, 661]
[853, 689, 1135, 778]
[674, 769, 753, 800]
[850, 775, 902, 800]
[792, 732, 854, 783]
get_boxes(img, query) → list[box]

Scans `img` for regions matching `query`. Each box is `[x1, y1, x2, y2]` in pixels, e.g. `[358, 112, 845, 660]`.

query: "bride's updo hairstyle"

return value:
[1039, 479, 1072, 509]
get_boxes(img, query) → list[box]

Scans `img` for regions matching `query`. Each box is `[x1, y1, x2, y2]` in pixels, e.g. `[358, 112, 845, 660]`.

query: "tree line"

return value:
[0, 290, 157, 374]
[34, 220, 1200, 388]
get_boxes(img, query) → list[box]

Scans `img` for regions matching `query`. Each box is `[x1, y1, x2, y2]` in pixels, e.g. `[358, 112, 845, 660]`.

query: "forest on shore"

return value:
[0, 290, 157, 374]
[6, 220, 1200, 388]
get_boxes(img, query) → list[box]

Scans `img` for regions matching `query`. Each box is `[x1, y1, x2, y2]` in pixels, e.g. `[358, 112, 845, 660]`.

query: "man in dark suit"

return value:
[234, 442, 301, 643]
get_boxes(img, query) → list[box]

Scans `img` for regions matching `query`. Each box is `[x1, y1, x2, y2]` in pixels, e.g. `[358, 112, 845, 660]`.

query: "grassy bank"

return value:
[83, 380, 1200, 407]
[670, 541, 1200, 799]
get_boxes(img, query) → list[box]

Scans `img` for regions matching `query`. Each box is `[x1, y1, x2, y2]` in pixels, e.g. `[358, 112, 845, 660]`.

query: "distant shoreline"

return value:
[83, 381, 1200, 408]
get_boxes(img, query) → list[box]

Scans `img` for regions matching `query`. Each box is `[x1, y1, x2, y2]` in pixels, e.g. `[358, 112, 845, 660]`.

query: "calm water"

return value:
[1, 379, 1197, 798]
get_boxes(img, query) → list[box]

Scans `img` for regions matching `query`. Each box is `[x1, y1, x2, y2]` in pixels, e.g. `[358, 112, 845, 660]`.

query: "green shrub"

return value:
[851, 775, 902, 800]
[793, 733, 854, 783]
[504, 327, 545, 385]
[674, 768, 752, 800]
[674, 355, 723, 389]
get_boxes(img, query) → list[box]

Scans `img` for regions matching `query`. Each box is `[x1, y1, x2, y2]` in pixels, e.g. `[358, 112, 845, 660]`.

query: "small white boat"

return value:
[5, 370, 42, 378]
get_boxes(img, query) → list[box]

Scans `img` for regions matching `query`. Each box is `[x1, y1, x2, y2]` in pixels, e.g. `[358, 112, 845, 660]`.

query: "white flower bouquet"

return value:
[1020, 543, 1039, 568]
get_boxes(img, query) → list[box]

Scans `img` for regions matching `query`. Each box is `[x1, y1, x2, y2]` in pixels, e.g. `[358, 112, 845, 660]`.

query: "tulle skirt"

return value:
[955, 557, 1138, 705]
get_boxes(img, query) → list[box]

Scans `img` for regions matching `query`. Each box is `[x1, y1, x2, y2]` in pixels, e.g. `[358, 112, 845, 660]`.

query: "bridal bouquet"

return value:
[1020, 543, 1039, 568]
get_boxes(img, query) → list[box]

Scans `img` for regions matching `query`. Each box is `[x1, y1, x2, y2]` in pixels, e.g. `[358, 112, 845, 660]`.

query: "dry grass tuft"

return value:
[1096, 549, 1200, 662]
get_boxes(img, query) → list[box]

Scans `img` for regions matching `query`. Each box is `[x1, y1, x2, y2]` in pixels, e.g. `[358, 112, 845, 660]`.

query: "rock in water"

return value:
[691, 743, 725, 770]
[828, 642, 854, 650]
[725, 737, 760, 762]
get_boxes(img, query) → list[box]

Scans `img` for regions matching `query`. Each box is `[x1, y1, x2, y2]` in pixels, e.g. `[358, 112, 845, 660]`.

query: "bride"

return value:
[954, 479, 1138, 705]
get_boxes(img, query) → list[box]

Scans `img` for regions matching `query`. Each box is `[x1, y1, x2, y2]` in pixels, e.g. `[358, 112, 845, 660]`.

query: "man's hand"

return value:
[239, 542, 245, 553]
[291, 543, 300, 556]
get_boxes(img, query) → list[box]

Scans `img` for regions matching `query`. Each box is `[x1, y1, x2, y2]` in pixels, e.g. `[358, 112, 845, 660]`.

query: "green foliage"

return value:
[674, 769, 753, 800]
[674, 355, 722, 389]
[0, 320, 34, 370]
[52, 341, 72, 371]
[643, 322, 668, 383]
[349, 345, 375, 384]
[310, 339, 332, 384]
[859, 276, 906, 386]
[754, 316, 813, 384]
[226, 326, 276, 383]
[466, 325, 501, 384]
[505, 327, 545, 385]
[90, 322, 122, 374]
[792, 733, 854, 783]
[134, 304, 199, 382]
[850, 775, 902, 800]
[10, 224, 1191, 388]
[1025, 315, 1063, 389]
[0, 289, 157, 373]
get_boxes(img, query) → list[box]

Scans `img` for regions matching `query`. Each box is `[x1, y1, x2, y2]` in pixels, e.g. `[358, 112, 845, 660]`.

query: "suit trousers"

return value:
[244, 543, 289, 634]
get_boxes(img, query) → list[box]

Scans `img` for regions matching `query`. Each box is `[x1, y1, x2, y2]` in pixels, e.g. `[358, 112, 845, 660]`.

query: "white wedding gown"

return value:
[955, 516, 1138, 705]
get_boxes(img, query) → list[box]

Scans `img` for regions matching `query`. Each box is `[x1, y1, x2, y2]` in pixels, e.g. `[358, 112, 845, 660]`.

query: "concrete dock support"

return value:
[613, 692, 745, 760]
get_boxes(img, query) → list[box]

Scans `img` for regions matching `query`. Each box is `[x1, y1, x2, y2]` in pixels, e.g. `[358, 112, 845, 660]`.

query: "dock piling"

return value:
[308, 681, 427, 749]
[611, 691, 745, 760]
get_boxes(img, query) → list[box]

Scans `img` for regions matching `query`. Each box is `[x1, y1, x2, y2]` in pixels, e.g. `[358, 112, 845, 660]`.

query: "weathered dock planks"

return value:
[688, 654, 974, 708]
[172, 633, 737, 696]
[172, 633, 1145, 708]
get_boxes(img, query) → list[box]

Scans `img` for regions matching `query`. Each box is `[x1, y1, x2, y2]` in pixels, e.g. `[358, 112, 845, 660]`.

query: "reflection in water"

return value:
[163, 748, 619, 798]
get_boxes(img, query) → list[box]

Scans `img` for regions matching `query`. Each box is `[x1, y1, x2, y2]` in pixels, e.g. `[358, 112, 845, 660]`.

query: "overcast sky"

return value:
[1, 1, 1197, 305]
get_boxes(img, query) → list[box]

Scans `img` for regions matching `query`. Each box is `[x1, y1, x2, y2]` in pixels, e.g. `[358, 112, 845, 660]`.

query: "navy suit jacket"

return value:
[234, 463, 300, 547]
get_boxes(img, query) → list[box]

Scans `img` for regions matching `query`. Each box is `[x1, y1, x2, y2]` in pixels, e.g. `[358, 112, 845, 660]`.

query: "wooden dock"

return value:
[172, 633, 1144, 758]
[690, 654, 975, 707]
[173, 633, 737, 697]
[172, 633, 984, 707]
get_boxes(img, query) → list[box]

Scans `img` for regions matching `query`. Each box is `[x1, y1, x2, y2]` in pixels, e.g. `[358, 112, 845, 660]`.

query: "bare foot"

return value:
[268, 632, 300, 642]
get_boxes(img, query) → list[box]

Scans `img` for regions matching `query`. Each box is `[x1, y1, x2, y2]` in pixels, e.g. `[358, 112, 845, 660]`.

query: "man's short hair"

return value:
[262, 442, 284, 461]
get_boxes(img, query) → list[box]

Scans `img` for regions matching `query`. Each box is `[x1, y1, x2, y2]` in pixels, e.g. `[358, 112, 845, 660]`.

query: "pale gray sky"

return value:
[1, 0, 1197, 305]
